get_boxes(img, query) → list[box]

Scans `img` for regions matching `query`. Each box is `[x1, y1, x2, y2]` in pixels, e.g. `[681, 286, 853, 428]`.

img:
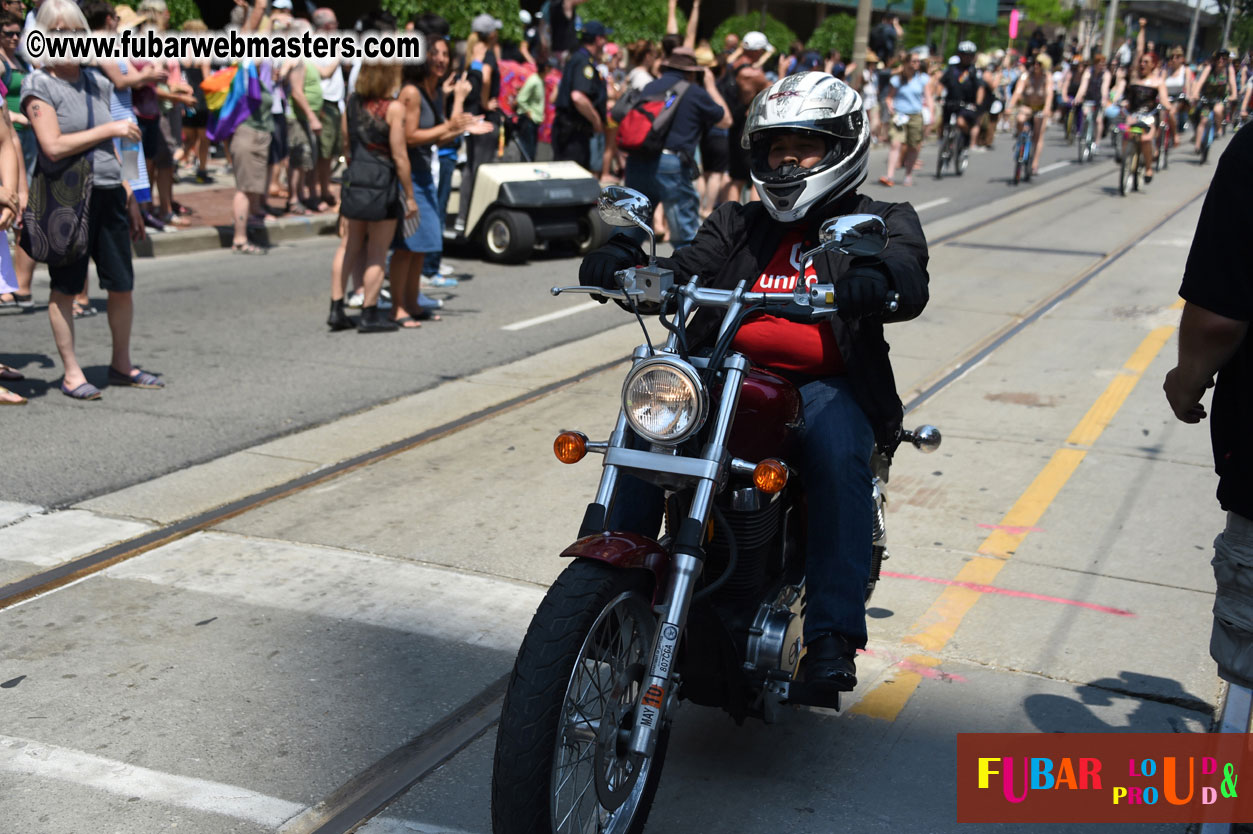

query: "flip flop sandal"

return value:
[0, 385, 27, 405]
[72, 303, 97, 319]
[0, 295, 15, 308]
[392, 316, 423, 329]
[231, 242, 268, 255]
[13, 293, 33, 309]
[108, 366, 164, 389]
[0, 365, 23, 381]
[287, 202, 310, 216]
[61, 381, 102, 400]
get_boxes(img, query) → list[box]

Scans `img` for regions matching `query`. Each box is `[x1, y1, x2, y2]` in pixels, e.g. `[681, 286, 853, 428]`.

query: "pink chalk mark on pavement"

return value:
[857, 648, 968, 683]
[978, 523, 1044, 535]
[880, 570, 1136, 617]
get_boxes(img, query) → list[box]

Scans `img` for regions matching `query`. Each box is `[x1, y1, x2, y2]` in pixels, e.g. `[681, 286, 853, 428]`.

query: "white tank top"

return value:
[1165, 65, 1188, 98]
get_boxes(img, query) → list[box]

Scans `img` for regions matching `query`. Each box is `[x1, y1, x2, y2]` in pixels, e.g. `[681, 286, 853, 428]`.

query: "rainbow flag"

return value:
[207, 62, 260, 143]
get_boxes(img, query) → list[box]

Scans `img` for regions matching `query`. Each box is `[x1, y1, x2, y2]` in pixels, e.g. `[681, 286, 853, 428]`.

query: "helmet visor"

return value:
[748, 128, 858, 183]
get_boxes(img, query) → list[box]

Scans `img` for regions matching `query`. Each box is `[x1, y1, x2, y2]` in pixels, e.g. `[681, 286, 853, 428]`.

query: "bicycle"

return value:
[1012, 115, 1034, 185]
[935, 110, 969, 179]
[1118, 111, 1155, 196]
[1196, 99, 1218, 164]
[1155, 102, 1174, 171]
[1076, 101, 1098, 163]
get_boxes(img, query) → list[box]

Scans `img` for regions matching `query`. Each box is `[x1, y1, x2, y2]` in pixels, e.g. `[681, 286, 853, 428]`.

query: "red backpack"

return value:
[614, 79, 691, 156]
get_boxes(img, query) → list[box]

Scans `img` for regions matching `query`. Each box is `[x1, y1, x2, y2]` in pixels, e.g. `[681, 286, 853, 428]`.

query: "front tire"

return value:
[492, 559, 668, 834]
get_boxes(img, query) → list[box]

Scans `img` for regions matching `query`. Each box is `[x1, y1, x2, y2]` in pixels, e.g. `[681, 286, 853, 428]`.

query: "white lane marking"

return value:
[0, 732, 481, 833]
[913, 197, 951, 212]
[0, 732, 305, 828]
[0, 510, 154, 567]
[502, 301, 603, 332]
[108, 532, 546, 652]
[1037, 160, 1072, 175]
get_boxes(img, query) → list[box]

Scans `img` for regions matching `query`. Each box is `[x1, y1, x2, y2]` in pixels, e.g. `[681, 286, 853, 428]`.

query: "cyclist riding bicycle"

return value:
[1163, 46, 1192, 143]
[1074, 53, 1110, 146]
[939, 41, 984, 148]
[1192, 50, 1238, 153]
[1120, 19, 1169, 180]
[1007, 54, 1052, 175]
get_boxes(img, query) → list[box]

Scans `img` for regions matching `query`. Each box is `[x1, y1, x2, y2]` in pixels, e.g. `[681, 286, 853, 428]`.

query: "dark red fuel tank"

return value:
[725, 368, 804, 463]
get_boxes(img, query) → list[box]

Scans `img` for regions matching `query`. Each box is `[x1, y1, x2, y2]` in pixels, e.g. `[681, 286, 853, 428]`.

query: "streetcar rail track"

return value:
[0, 162, 1122, 615]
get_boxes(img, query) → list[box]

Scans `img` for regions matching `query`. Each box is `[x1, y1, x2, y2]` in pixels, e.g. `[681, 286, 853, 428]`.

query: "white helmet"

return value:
[741, 72, 870, 222]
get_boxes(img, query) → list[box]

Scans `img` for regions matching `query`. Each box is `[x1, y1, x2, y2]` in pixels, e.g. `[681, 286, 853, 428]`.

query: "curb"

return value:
[132, 212, 339, 258]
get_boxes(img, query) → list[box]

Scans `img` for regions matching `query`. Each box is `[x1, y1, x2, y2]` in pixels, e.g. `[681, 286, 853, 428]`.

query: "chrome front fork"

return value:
[623, 354, 748, 759]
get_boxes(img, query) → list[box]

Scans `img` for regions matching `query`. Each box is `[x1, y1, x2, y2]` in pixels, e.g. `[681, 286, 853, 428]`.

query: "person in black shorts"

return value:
[698, 120, 728, 216]
[21, 3, 161, 400]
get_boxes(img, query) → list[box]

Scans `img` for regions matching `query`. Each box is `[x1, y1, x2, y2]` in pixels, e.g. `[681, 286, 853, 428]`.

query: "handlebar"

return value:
[553, 271, 900, 316]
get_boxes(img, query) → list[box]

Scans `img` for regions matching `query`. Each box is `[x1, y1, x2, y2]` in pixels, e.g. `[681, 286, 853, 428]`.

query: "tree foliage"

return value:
[578, 0, 684, 45]
[807, 13, 856, 57]
[713, 12, 799, 55]
[1017, 0, 1074, 28]
[903, 0, 928, 50]
[380, 0, 524, 42]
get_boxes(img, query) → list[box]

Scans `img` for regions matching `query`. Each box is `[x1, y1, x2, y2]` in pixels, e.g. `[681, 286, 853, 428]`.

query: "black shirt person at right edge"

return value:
[1165, 124, 1253, 689]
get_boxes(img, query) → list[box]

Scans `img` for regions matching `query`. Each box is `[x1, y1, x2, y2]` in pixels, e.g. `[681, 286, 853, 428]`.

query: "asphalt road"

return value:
[0, 129, 1232, 834]
[0, 124, 1178, 508]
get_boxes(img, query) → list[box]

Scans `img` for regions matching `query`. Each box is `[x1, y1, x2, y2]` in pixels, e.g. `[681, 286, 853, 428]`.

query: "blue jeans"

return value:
[424, 151, 457, 275]
[606, 375, 875, 647]
[623, 151, 701, 248]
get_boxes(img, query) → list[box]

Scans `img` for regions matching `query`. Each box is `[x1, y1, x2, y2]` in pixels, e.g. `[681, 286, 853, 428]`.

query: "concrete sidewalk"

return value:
[130, 165, 339, 258]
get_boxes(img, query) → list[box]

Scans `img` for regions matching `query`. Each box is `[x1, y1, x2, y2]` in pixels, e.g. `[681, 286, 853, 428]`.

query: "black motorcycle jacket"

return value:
[653, 191, 930, 450]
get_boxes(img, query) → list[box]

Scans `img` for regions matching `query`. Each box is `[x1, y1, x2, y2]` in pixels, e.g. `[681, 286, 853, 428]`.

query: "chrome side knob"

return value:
[909, 425, 942, 453]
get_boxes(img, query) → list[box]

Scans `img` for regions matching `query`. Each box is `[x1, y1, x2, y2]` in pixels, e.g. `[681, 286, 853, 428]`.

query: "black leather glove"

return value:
[835, 262, 891, 321]
[579, 235, 646, 299]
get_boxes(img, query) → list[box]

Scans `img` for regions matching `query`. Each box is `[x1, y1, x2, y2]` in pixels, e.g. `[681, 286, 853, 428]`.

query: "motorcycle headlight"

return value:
[621, 357, 708, 445]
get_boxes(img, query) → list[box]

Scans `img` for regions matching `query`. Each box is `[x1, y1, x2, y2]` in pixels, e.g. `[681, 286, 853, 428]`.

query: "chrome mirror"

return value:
[818, 214, 888, 257]
[597, 185, 657, 265]
[597, 186, 652, 229]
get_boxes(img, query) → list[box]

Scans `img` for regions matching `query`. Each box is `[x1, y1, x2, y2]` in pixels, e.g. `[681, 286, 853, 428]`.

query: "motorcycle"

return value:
[490, 186, 941, 834]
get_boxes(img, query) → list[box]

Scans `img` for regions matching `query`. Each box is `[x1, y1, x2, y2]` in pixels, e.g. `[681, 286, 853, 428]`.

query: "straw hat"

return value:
[114, 5, 146, 29]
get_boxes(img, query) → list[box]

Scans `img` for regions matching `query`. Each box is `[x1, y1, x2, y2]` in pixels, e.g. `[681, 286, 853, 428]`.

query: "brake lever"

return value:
[550, 285, 641, 301]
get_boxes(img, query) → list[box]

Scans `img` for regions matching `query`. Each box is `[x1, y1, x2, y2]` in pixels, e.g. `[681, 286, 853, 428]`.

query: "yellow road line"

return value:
[850, 655, 941, 719]
[856, 308, 1182, 721]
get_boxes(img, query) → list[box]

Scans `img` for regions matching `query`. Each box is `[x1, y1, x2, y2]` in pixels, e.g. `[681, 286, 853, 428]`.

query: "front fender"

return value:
[560, 532, 671, 597]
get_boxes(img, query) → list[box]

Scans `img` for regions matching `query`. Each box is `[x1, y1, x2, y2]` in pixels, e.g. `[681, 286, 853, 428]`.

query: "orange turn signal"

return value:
[753, 459, 789, 494]
[554, 431, 589, 464]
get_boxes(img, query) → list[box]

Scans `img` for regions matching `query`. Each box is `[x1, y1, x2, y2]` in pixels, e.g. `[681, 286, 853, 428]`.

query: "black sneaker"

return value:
[195, 169, 215, 184]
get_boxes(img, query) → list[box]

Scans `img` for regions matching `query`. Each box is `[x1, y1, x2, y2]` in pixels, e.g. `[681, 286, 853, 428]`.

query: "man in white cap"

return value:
[717, 30, 771, 203]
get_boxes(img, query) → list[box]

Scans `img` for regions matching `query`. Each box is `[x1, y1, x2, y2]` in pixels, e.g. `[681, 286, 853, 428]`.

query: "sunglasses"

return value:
[1, 30, 18, 37]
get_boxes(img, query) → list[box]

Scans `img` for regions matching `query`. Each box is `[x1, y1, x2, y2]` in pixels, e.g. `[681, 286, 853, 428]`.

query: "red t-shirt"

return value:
[731, 230, 846, 376]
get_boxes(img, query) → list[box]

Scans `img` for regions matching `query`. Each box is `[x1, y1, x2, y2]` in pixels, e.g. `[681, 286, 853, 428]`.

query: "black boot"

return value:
[803, 633, 859, 692]
[357, 304, 398, 333]
[327, 298, 354, 331]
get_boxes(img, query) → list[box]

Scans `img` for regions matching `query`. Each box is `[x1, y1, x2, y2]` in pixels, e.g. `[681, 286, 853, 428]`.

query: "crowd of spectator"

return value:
[1, 0, 1251, 398]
